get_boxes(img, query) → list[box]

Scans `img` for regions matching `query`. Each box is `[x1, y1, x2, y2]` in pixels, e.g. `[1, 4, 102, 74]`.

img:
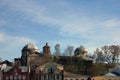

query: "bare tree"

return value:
[93, 48, 99, 63]
[95, 45, 120, 63]
[54, 44, 61, 56]
[94, 48, 104, 63]
[63, 45, 74, 56]
[101, 46, 112, 63]
[109, 45, 120, 63]
[63, 49, 68, 56]
[67, 45, 74, 56]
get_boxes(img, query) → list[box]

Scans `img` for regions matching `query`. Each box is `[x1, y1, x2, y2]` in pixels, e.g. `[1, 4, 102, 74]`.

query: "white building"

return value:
[35, 62, 64, 80]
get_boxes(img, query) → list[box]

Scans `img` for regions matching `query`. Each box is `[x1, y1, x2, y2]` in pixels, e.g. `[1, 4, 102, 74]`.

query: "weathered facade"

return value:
[20, 42, 93, 76]
[57, 56, 93, 74]
[35, 62, 64, 80]
[2, 64, 30, 80]
[0, 42, 94, 80]
[21, 43, 51, 66]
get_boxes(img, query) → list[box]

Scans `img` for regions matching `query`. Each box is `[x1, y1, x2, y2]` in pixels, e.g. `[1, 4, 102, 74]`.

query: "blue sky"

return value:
[0, 0, 120, 61]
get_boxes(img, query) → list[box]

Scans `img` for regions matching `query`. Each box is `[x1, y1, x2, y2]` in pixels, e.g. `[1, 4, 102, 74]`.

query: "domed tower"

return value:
[22, 42, 39, 53]
[43, 43, 51, 57]
[21, 42, 39, 66]
[74, 46, 87, 57]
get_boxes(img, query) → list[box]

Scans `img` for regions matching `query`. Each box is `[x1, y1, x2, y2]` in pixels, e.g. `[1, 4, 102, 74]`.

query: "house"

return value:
[91, 72, 120, 80]
[64, 71, 88, 80]
[2, 63, 30, 80]
[35, 62, 64, 80]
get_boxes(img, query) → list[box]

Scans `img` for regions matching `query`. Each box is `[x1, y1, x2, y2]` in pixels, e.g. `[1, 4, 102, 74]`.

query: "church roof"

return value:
[36, 62, 63, 71]
[64, 71, 87, 78]
[3, 66, 28, 72]
[104, 72, 117, 76]
[22, 42, 39, 51]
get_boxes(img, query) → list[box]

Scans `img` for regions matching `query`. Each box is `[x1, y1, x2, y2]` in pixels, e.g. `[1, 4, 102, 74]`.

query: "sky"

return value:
[0, 0, 120, 61]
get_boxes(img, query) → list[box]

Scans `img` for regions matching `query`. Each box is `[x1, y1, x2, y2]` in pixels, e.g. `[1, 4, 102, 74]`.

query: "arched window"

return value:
[10, 75, 13, 80]
[18, 75, 21, 80]
[14, 76, 17, 80]
[57, 74, 59, 79]
[23, 75, 26, 80]
[6, 76, 9, 80]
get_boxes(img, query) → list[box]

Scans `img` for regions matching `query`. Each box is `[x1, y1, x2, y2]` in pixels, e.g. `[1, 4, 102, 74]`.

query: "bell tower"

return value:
[43, 43, 51, 57]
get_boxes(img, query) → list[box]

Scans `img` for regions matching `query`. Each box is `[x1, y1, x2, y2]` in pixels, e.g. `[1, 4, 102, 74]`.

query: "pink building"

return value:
[2, 64, 30, 80]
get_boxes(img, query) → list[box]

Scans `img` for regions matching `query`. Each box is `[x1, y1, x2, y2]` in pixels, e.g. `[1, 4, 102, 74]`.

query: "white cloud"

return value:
[101, 19, 120, 27]
[3, 0, 51, 24]
[0, 32, 37, 61]
[1, 0, 94, 34]
[0, 32, 37, 44]
[59, 18, 96, 36]
[1, 0, 120, 35]
[1, 0, 120, 56]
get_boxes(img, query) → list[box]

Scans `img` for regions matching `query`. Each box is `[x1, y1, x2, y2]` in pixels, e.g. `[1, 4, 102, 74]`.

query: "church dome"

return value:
[22, 42, 39, 52]
[74, 46, 87, 57]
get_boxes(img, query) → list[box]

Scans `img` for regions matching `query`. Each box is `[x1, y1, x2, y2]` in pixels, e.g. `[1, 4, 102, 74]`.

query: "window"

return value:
[44, 75, 46, 80]
[18, 75, 21, 80]
[48, 67, 55, 73]
[10, 75, 13, 80]
[6, 76, 9, 80]
[23, 75, 26, 80]
[49, 74, 54, 80]
[14, 76, 17, 80]
[57, 75, 59, 79]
